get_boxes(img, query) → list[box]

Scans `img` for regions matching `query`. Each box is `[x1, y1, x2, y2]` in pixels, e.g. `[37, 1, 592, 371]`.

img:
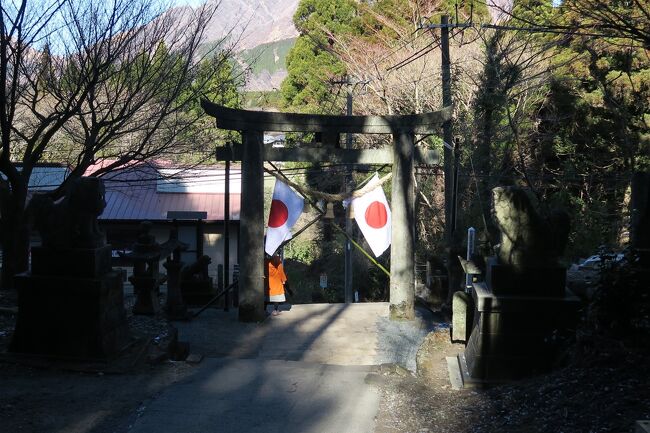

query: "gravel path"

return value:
[374, 306, 447, 371]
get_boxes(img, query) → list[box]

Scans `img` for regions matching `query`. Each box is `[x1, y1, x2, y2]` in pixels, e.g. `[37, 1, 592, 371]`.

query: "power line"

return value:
[389, 7, 638, 72]
[387, 37, 441, 71]
[386, 24, 470, 72]
[418, 21, 626, 39]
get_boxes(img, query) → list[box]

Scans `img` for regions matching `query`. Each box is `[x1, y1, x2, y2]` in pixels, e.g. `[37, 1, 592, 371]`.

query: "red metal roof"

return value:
[90, 162, 241, 222]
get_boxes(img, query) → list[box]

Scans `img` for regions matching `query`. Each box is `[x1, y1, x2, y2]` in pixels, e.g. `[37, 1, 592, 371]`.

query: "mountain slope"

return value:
[173, 0, 299, 50]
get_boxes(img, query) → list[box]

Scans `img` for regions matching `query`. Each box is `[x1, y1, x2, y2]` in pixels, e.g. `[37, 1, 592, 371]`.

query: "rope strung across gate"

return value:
[264, 166, 392, 202]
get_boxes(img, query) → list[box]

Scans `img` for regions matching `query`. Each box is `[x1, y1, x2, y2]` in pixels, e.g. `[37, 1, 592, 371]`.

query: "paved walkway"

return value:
[128, 303, 436, 433]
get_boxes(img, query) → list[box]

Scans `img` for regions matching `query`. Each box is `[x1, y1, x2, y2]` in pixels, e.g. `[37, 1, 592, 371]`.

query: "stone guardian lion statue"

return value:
[29, 177, 107, 249]
[491, 186, 570, 271]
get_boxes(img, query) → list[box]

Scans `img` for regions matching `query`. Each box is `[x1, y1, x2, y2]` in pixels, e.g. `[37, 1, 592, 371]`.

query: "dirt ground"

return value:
[0, 289, 196, 433]
[1, 289, 649, 433]
[374, 328, 650, 433]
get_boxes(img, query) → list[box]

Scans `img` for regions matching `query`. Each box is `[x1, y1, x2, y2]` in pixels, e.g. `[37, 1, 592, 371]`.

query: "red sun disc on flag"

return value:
[365, 201, 388, 228]
[268, 199, 289, 228]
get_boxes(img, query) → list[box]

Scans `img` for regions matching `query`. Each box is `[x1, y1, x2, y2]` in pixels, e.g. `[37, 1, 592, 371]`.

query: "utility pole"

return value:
[332, 76, 369, 303]
[441, 15, 454, 246]
[440, 15, 462, 300]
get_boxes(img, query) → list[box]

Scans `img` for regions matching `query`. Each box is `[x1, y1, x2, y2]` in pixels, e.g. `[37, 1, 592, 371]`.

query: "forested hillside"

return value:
[238, 38, 296, 91]
[240, 38, 296, 76]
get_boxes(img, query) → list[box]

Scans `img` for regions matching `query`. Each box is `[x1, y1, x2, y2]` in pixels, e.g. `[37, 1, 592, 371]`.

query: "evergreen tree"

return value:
[282, 0, 361, 113]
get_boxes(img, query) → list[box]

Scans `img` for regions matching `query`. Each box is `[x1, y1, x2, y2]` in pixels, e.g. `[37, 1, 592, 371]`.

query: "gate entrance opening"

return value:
[202, 102, 451, 322]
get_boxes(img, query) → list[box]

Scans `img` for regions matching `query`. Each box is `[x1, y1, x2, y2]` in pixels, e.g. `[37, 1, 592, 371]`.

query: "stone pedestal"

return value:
[180, 278, 215, 306]
[459, 282, 580, 385]
[485, 257, 566, 297]
[30, 246, 113, 278]
[10, 245, 130, 360]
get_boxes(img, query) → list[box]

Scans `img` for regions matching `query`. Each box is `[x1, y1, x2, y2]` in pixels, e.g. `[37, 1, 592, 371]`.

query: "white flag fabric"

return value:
[265, 179, 304, 255]
[352, 174, 391, 257]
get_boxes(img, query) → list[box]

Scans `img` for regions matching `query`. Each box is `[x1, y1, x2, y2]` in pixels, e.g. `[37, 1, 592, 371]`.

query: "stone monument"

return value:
[11, 177, 130, 360]
[487, 186, 571, 296]
[452, 186, 580, 385]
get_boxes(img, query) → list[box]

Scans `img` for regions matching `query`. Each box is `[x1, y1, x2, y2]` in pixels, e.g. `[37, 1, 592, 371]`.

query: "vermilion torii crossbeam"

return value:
[202, 101, 450, 322]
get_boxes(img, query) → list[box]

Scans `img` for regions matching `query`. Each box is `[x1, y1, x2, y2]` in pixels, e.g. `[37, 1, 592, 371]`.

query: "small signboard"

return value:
[319, 273, 327, 289]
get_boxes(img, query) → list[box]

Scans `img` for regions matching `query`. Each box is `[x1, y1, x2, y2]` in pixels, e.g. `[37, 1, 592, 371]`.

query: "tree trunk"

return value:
[1, 185, 30, 290]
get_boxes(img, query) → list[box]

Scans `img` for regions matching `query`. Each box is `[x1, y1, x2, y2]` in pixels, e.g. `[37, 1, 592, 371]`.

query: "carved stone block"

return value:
[485, 258, 567, 297]
[461, 282, 579, 384]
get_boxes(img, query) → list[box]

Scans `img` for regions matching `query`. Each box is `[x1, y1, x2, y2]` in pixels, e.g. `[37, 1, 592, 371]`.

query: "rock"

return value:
[378, 363, 411, 377]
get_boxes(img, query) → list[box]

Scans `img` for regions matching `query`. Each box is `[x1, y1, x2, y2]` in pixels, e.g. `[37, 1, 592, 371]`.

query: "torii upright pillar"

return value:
[238, 131, 266, 321]
[390, 130, 415, 320]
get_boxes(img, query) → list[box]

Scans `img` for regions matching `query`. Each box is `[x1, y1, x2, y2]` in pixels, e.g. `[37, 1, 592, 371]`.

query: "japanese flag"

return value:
[265, 179, 304, 256]
[352, 174, 391, 257]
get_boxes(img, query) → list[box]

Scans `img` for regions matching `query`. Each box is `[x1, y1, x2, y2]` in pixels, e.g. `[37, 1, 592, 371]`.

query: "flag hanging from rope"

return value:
[265, 179, 304, 256]
[352, 173, 391, 257]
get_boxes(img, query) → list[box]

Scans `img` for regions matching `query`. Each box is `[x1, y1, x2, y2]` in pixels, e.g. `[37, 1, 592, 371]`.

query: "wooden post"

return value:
[224, 157, 231, 311]
[390, 130, 415, 320]
[238, 130, 266, 322]
[196, 219, 204, 260]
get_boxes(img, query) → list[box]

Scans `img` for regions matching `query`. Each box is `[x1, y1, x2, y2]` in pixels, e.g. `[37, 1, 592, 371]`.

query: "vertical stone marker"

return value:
[451, 291, 472, 342]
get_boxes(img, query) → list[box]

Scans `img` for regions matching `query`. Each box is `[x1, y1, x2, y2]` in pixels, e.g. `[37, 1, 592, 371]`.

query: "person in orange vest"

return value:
[265, 252, 289, 316]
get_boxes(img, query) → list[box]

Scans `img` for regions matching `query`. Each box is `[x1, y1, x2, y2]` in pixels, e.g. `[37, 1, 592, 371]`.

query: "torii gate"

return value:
[202, 101, 451, 322]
